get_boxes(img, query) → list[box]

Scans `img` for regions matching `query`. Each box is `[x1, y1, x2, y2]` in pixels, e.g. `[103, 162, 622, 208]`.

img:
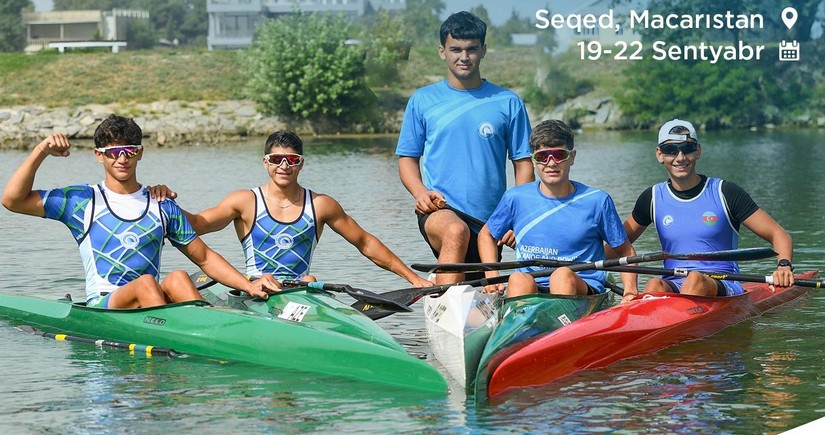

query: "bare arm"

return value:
[185, 190, 250, 235]
[512, 158, 535, 186]
[742, 209, 794, 287]
[398, 156, 442, 214]
[180, 237, 279, 298]
[611, 239, 639, 302]
[2, 134, 71, 216]
[623, 215, 648, 244]
[478, 224, 505, 293]
[318, 195, 430, 287]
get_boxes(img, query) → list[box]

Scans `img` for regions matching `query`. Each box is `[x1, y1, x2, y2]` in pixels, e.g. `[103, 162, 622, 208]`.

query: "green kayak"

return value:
[0, 284, 448, 395]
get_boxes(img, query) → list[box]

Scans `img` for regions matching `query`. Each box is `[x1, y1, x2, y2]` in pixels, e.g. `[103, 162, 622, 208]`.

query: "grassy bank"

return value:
[0, 49, 248, 107]
[0, 46, 619, 111]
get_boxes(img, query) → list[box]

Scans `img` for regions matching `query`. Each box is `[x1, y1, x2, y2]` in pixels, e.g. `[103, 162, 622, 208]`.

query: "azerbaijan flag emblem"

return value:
[702, 211, 718, 226]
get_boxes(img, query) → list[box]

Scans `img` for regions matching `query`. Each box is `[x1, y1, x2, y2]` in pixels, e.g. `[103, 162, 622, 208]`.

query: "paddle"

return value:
[352, 248, 778, 320]
[18, 325, 182, 356]
[280, 280, 413, 313]
[187, 271, 412, 313]
[592, 265, 825, 288]
[351, 260, 632, 320]
[411, 247, 778, 273]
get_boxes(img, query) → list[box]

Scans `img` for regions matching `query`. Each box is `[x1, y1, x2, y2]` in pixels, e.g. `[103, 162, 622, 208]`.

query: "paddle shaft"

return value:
[600, 265, 825, 288]
[18, 325, 181, 356]
[412, 247, 778, 273]
[355, 247, 778, 320]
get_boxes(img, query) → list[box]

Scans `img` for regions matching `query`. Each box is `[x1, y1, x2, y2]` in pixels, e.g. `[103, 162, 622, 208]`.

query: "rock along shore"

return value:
[0, 100, 292, 150]
[0, 95, 632, 150]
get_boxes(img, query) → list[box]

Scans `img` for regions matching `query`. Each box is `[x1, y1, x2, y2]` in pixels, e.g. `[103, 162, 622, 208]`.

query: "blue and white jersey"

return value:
[241, 188, 318, 279]
[39, 183, 197, 302]
[396, 79, 532, 226]
[486, 181, 628, 291]
[652, 176, 743, 294]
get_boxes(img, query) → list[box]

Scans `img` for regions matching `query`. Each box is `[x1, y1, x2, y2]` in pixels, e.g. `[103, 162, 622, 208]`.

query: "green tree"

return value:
[497, 9, 532, 46]
[616, 0, 824, 128]
[361, 10, 409, 86]
[469, 5, 496, 46]
[244, 13, 376, 130]
[617, 58, 784, 128]
[126, 18, 155, 49]
[0, 0, 31, 52]
[401, 0, 445, 42]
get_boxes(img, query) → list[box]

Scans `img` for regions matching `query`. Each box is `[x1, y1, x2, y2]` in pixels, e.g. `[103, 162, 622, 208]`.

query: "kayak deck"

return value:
[485, 270, 819, 400]
[0, 284, 448, 395]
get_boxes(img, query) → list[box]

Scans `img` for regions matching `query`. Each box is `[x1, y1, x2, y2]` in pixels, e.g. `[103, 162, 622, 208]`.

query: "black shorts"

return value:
[416, 210, 501, 281]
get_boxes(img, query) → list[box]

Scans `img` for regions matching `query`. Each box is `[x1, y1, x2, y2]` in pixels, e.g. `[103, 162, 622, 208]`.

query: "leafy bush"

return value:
[616, 57, 786, 129]
[244, 13, 376, 129]
[361, 10, 410, 87]
[127, 20, 156, 50]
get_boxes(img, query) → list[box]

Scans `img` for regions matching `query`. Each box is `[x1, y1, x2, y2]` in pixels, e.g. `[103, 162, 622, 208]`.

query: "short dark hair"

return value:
[264, 130, 304, 155]
[93, 114, 142, 148]
[530, 120, 574, 152]
[440, 11, 486, 45]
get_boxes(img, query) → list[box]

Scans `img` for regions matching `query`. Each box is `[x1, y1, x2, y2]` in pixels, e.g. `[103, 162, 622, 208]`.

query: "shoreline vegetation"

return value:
[1, 47, 822, 150]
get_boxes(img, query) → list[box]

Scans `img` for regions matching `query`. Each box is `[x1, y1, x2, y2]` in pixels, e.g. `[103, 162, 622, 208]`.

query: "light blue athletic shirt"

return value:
[652, 176, 744, 295]
[241, 187, 317, 279]
[39, 183, 197, 302]
[395, 79, 532, 225]
[486, 181, 628, 291]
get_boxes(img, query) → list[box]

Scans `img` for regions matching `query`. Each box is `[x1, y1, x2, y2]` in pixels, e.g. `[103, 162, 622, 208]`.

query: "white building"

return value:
[208, 0, 405, 50]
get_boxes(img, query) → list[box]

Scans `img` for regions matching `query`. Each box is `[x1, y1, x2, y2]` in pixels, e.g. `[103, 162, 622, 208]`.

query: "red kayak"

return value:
[483, 270, 819, 400]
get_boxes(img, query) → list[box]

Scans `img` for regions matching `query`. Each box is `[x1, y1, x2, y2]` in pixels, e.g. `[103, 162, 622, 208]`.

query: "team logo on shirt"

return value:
[120, 232, 140, 249]
[478, 122, 495, 139]
[702, 211, 719, 226]
[276, 234, 294, 249]
[662, 215, 674, 227]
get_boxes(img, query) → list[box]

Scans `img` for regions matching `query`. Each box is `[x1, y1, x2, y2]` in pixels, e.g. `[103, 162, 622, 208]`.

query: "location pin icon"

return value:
[782, 7, 798, 29]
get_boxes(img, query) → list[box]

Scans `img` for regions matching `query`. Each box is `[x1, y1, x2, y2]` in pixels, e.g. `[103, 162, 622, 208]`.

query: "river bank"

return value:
[0, 93, 631, 150]
[0, 100, 291, 149]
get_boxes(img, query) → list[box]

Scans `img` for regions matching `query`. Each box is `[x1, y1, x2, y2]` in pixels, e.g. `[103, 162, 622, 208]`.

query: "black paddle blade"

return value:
[340, 285, 414, 313]
[302, 282, 414, 314]
[188, 271, 217, 290]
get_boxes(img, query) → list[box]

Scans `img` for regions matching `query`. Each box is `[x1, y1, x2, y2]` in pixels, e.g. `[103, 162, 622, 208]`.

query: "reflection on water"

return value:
[1, 130, 824, 432]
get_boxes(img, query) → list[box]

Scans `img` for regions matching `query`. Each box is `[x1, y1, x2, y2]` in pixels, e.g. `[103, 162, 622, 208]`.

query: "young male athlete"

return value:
[158, 130, 430, 288]
[1, 115, 279, 308]
[478, 120, 638, 302]
[623, 119, 794, 296]
[395, 11, 534, 285]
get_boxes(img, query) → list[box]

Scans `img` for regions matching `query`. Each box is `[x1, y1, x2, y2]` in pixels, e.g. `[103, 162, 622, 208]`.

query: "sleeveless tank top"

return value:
[241, 187, 318, 279]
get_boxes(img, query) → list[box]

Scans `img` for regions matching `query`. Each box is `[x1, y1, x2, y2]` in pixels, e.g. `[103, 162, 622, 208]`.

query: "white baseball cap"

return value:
[658, 119, 698, 145]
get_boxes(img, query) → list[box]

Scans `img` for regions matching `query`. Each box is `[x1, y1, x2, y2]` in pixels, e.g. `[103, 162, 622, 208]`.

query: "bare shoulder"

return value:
[311, 191, 346, 218]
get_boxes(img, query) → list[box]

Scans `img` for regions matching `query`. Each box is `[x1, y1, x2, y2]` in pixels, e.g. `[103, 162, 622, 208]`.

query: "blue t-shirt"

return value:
[396, 79, 532, 224]
[39, 183, 197, 301]
[486, 181, 628, 291]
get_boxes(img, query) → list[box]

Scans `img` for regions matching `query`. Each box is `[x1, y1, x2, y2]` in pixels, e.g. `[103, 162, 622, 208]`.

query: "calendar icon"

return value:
[779, 40, 800, 61]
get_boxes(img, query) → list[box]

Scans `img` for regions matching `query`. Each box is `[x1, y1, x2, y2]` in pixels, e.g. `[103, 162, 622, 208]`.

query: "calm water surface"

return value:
[1, 130, 824, 433]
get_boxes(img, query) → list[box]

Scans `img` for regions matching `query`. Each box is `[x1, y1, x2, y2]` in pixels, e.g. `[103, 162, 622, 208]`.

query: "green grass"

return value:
[0, 49, 247, 107]
[0, 46, 618, 110]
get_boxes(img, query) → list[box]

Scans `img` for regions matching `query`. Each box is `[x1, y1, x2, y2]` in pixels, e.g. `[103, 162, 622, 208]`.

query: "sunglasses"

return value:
[264, 153, 304, 167]
[658, 141, 698, 156]
[531, 148, 572, 165]
[96, 145, 143, 159]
